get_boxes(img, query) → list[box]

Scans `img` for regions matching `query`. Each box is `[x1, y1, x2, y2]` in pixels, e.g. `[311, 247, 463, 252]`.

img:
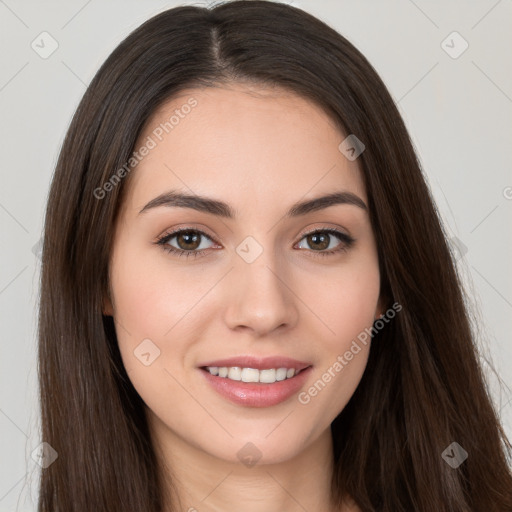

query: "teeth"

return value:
[206, 366, 299, 383]
[276, 368, 287, 381]
[228, 367, 242, 381]
[259, 369, 276, 383]
[241, 368, 260, 382]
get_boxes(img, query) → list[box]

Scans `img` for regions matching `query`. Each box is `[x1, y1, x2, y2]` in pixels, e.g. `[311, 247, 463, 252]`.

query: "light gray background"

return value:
[1, 0, 511, 510]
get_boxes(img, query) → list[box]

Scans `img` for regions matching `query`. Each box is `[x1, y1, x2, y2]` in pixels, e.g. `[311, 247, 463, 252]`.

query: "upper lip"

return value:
[198, 356, 312, 372]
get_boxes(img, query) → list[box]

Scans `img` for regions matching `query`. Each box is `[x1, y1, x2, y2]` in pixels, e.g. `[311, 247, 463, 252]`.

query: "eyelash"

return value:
[155, 226, 355, 260]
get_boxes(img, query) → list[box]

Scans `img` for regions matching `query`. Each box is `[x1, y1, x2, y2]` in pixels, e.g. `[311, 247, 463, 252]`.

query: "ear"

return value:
[102, 292, 114, 317]
[374, 294, 387, 320]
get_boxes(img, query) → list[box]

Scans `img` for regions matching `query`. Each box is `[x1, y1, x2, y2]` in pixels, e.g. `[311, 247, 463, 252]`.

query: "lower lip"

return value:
[199, 366, 313, 407]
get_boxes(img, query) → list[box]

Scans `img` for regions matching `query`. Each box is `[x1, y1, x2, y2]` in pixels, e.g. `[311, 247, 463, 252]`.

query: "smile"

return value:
[204, 366, 304, 383]
[199, 365, 313, 408]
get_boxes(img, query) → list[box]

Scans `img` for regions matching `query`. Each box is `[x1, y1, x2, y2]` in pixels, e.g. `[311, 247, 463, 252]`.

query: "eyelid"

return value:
[295, 223, 351, 240]
[154, 223, 355, 257]
[155, 224, 220, 244]
[156, 223, 352, 243]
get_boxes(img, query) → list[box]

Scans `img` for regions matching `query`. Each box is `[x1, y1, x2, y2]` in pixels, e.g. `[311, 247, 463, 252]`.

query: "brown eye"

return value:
[296, 228, 355, 256]
[156, 228, 217, 259]
[175, 231, 202, 250]
[306, 232, 330, 251]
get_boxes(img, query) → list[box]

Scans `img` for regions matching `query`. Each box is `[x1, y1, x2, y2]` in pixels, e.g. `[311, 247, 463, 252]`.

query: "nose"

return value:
[223, 248, 300, 337]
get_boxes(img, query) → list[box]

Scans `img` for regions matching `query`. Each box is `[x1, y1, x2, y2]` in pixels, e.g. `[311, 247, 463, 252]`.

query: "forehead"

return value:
[123, 83, 366, 215]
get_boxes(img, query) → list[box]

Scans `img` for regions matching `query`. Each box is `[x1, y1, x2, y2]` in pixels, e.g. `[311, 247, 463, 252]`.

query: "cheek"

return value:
[111, 235, 380, 356]
[109, 242, 223, 389]
[299, 251, 380, 412]
[110, 244, 209, 340]
[314, 254, 380, 353]
[109, 245, 201, 406]
[298, 255, 379, 418]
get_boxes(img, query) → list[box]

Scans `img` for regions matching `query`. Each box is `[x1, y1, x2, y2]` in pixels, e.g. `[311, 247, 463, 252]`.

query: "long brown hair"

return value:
[37, 1, 512, 510]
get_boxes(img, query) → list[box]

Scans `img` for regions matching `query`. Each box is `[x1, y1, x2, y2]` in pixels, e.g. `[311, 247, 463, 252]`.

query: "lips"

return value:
[200, 366, 312, 407]
[197, 355, 313, 407]
[198, 355, 311, 372]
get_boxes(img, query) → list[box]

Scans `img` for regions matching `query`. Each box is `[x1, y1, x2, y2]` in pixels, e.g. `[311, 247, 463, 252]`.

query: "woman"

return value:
[37, 1, 512, 511]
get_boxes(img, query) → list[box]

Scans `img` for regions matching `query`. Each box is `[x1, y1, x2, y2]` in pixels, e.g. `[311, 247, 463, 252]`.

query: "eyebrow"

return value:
[138, 189, 367, 218]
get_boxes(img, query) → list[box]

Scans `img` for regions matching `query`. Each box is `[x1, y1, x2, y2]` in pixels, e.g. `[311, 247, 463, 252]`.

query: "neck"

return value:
[148, 412, 341, 512]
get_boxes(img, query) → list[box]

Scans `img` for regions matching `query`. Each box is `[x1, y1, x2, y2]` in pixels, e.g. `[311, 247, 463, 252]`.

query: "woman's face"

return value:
[106, 83, 383, 465]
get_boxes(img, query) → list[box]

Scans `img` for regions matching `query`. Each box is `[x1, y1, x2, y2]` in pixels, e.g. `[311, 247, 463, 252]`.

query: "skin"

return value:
[104, 83, 383, 512]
